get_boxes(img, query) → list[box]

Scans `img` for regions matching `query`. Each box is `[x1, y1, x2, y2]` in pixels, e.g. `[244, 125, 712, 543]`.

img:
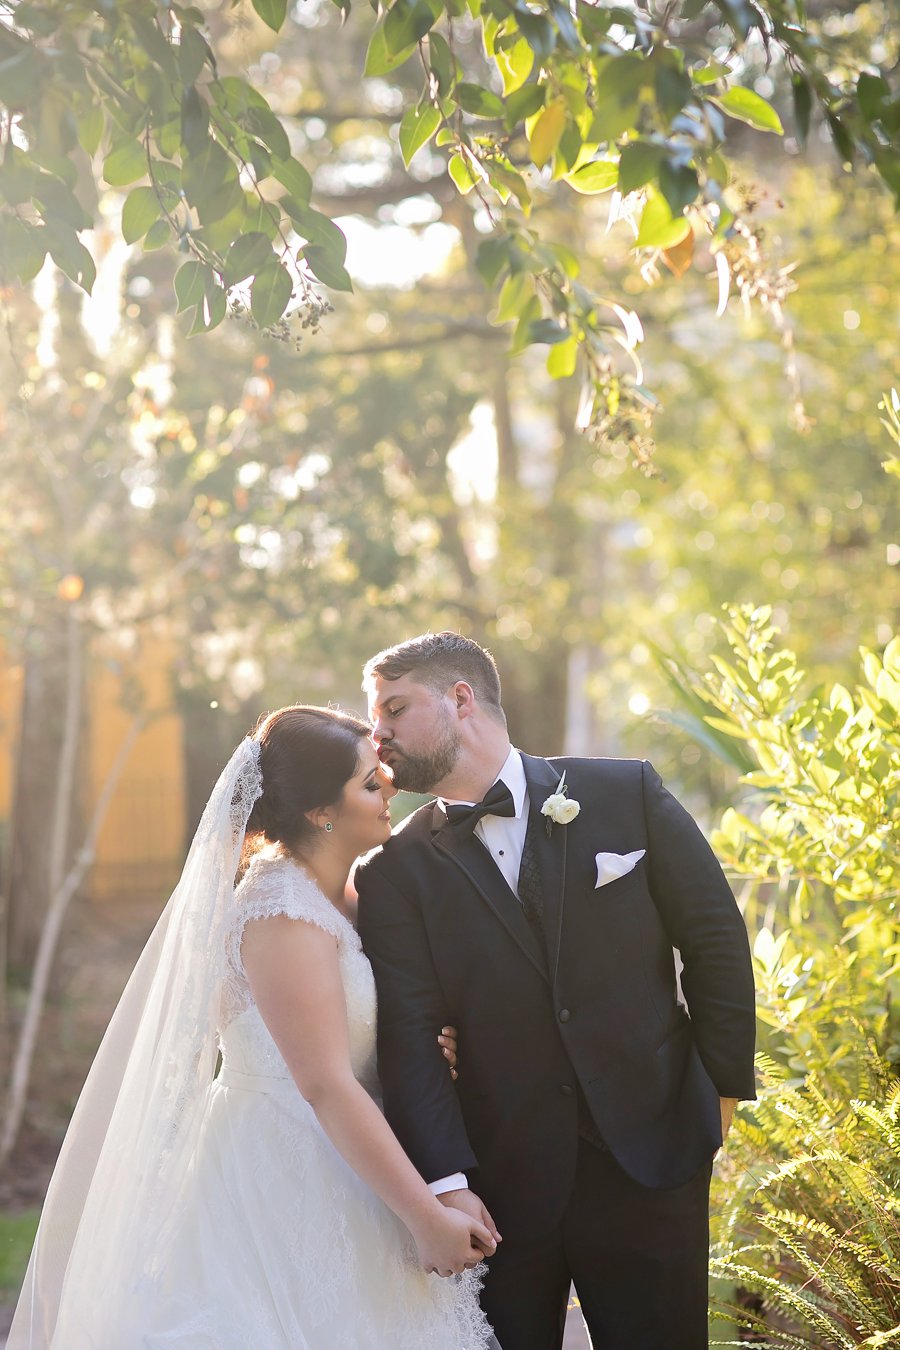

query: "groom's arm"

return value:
[640, 761, 757, 1102]
[356, 860, 479, 1183]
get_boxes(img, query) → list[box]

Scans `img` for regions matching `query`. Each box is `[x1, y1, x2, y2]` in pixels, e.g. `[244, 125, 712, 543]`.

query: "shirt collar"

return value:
[439, 747, 527, 818]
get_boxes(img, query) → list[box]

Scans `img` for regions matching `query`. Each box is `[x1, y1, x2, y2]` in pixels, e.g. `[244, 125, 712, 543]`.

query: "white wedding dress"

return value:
[124, 851, 494, 1349]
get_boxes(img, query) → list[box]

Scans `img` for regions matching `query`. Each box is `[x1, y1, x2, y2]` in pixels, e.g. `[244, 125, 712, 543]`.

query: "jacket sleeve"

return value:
[355, 859, 479, 1183]
[641, 761, 757, 1100]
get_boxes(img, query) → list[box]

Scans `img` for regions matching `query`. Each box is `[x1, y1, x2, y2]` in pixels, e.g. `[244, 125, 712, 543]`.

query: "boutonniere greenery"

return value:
[540, 771, 581, 836]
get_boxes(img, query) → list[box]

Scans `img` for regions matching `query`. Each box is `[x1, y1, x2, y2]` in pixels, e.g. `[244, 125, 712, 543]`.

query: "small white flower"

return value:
[540, 772, 581, 832]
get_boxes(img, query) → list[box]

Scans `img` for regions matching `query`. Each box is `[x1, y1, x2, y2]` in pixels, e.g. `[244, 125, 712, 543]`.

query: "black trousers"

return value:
[480, 1139, 713, 1350]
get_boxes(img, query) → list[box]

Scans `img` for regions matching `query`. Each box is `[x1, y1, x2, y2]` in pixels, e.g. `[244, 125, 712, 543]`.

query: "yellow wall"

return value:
[0, 652, 24, 823]
[87, 634, 186, 903]
[0, 632, 186, 906]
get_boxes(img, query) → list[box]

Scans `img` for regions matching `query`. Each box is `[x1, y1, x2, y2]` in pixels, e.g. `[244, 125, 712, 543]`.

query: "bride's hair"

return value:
[245, 705, 371, 855]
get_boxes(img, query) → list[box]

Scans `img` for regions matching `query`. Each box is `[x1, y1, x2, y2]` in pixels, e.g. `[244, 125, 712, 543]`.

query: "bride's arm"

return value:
[241, 915, 497, 1275]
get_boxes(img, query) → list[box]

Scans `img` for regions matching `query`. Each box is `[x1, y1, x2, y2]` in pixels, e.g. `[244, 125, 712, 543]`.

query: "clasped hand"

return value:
[411, 1188, 501, 1278]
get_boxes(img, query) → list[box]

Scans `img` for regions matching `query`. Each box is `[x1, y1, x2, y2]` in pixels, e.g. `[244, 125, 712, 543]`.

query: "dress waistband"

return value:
[217, 1065, 298, 1096]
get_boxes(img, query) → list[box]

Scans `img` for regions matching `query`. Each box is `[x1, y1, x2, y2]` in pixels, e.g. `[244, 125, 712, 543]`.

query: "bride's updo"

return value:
[246, 705, 372, 854]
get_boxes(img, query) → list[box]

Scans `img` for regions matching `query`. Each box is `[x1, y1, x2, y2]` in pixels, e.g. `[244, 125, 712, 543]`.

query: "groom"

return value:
[355, 632, 756, 1350]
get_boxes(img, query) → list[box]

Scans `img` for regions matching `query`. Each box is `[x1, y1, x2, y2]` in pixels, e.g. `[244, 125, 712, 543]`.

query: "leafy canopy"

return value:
[1, 0, 897, 451]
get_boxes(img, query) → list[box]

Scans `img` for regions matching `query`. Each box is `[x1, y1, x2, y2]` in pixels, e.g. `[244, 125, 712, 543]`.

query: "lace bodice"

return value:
[218, 852, 378, 1091]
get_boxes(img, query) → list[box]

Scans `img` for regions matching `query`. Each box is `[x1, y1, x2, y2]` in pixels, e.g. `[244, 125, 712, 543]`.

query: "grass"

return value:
[0, 1210, 39, 1303]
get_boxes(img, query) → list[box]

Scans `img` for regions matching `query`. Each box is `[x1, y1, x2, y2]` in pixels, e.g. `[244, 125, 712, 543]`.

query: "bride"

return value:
[9, 705, 499, 1348]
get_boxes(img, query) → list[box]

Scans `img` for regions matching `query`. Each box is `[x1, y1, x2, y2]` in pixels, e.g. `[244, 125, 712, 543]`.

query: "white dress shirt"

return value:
[428, 747, 530, 1197]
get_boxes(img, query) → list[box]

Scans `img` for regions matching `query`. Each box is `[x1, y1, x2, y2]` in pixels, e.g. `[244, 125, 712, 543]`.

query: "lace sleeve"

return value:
[228, 857, 352, 980]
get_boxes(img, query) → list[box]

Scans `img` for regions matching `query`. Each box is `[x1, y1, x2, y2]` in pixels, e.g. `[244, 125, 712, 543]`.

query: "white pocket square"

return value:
[595, 849, 646, 888]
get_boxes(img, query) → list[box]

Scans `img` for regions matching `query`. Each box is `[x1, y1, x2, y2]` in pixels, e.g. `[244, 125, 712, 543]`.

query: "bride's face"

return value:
[333, 739, 397, 852]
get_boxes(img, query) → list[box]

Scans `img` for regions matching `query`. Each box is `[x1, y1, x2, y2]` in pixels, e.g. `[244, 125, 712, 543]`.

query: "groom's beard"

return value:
[384, 715, 461, 795]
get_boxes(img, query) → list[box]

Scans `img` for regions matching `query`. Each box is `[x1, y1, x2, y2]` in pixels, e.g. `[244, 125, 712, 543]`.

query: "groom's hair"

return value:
[363, 632, 506, 724]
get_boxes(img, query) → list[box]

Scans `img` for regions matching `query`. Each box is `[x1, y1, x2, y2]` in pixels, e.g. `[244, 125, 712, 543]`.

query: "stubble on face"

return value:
[385, 702, 462, 794]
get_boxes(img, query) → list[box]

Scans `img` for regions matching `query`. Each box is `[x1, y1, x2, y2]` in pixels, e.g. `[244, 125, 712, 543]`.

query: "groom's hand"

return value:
[438, 1189, 502, 1254]
[719, 1096, 738, 1144]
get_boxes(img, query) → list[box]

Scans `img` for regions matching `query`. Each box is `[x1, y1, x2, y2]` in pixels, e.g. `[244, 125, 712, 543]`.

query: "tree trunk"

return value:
[6, 612, 83, 973]
[0, 711, 143, 1163]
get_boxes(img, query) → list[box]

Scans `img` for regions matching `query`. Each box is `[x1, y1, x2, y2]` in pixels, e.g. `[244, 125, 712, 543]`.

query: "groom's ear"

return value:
[450, 681, 477, 718]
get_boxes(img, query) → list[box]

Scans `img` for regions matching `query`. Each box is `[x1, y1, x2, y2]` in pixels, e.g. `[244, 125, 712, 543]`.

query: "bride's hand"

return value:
[413, 1204, 496, 1277]
[437, 1025, 459, 1080]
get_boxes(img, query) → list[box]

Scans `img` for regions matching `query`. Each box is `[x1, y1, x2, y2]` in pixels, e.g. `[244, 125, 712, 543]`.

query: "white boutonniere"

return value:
[540, 771, 581, 836]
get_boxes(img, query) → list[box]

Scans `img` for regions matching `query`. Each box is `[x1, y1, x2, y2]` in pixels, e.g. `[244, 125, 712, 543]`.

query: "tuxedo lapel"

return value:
[520, 754, 568, 988]
[431, 814, 549, 982]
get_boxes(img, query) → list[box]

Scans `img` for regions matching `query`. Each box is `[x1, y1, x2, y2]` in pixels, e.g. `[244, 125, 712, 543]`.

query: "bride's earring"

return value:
[324, 822, 334, 833]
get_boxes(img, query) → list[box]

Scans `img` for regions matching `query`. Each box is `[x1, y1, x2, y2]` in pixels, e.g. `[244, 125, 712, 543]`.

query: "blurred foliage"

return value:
[0, 1209, 39, 1300]
[663, 605, 900, 1343]
[1, 0, 897, 455]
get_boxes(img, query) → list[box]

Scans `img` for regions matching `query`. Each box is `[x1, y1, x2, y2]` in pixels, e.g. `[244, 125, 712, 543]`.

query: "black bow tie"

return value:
[444, 781, 516, 837]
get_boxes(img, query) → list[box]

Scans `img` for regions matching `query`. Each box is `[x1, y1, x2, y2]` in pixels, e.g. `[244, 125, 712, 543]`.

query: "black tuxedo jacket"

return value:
[355, 755, 756, 1236]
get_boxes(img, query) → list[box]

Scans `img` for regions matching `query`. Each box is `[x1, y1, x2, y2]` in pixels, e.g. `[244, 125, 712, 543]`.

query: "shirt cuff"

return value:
[428, 1172, 469, 1196]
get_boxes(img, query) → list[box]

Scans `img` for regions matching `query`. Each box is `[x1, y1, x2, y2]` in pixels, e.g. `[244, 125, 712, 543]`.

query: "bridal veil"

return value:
[8, 738, 263, 1349]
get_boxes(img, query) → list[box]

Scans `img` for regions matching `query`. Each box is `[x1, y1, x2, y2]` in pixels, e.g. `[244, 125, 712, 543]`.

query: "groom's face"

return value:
[368, 673, 462, 794]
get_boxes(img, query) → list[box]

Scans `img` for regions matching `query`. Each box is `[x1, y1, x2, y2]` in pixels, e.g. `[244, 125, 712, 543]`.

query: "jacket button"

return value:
[560, 1084, 574, 1096]
[558, 1008, 571, 1023]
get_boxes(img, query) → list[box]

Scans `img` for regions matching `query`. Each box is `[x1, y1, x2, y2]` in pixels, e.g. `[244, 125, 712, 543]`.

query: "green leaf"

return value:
[252, 0, 288, 31]
[566, 159, 618, 194]
[46, 226, 96, 293]
[516, 12, 556, 60]
[174, 260, 209, 313]
[693, 62, 730, 85]
[188, 282, 227, 334]
[76, 105, 105, 157]
[509, 294, 542, 354]
[427, 32, 455, 95]
[272, 157, 313, 205]
[364, 20, 417, 76]
[0, 217, 46, 285]
[659, 160, 699, 214]
[486, 161, 531, 212]
[103, 139, 147, 187]
[243, 106, 292, 161]
[547, 334, 578, 377]
[32, 175, 92, 231]
[384, 0, 434, 55]
[503, 82, 546, 130]
[181, 86, 209, 153]
[528, 99, 567, 169]
[495, 269, 534, 322]
[455, 82, 504, 119]
[399, 104, 442, 166]
[142, 218, 172, 251]
[182, 141, 243, 225]
[618, 141, 663, 194]
[495, 38, 533, 95]
[121, 186, 160, 244]
[857, 72, 889, 124]
[635, 190, 692, 249]
[448, 150, 481, 194]
[475, 235, 513, 286]
[303, 245, 353, 291]
[654, 60, 691, 122]
[791, 75, 812, 145]
[251, 260, 293, 326]
[527, 318, 569, 345]
[826, 110, 854, 164]
[712, 86, 784, 134]
[178, 26, 213, 84]
[223, 231, 274, 285]
[283, 200, 348, 260]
